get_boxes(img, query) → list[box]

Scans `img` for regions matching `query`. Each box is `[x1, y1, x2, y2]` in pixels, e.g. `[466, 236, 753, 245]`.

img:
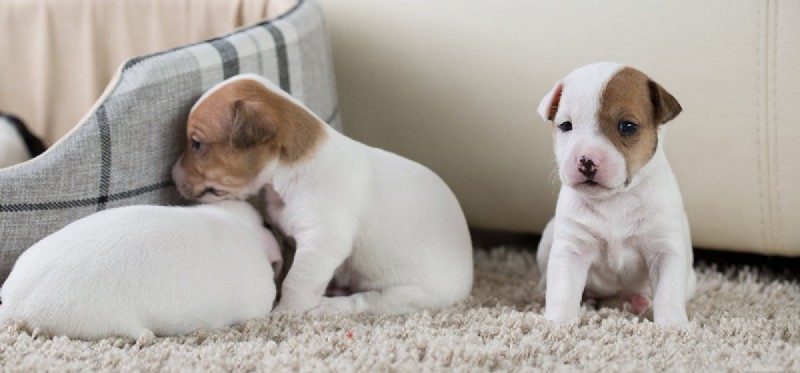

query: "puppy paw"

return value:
[544, 308, 578, 324]
[627, 293, 652, 316]
[136, 329, 156, 346]
[307, 297, 354, 317]
[654, 314, 689, 327]
[654, 309, 689, 327]
[273, 297, 318, 315]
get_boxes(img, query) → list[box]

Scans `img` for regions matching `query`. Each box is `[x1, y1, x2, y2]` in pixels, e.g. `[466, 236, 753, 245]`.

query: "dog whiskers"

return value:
[548, 165, 560, 186]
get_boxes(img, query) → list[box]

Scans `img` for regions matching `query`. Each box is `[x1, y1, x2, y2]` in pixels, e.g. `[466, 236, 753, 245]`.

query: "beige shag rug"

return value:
[1, 247, 798, 372]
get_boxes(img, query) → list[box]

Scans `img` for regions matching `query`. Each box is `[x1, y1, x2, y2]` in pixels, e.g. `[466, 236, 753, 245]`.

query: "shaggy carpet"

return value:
[1, 247, 798, 372]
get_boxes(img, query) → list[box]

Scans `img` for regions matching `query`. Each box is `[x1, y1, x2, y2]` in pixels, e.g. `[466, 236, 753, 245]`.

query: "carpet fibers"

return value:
[1, 247, 798, 372]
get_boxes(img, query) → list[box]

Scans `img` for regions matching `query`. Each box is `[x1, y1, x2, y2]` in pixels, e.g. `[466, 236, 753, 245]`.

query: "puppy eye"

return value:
[558, 121, 573, 132]
[190, 138, 202, 152]
[618, 121, 638, 136]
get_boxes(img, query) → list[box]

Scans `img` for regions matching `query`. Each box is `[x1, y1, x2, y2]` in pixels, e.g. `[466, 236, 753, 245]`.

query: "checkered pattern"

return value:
[0, 0, 339, 281]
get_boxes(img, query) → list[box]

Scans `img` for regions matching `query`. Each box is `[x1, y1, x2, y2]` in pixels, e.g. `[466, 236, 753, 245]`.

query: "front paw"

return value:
[307, 296, 354, 317]
[273, 297, 319, 315]
[653, 299, 689, 326]
[544, 307, 578, 324]
[654, 310, 689, 327]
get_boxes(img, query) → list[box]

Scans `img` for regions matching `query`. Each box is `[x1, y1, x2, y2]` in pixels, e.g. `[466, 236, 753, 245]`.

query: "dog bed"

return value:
[0, 0, 340, 281]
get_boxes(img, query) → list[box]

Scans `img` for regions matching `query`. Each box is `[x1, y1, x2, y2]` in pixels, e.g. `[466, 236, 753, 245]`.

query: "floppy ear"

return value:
[275, 94, 326, 163]
[537, 82, 563, 122]
[648, 80, 682, 125]
[230, 99, 275, 148]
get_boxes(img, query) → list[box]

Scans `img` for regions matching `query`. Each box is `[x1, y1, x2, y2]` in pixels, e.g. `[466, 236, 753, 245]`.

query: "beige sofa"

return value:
[319, 0, 800, 256]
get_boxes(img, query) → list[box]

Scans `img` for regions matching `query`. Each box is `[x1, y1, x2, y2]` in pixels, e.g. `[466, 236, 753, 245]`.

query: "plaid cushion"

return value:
[0, 0, 339, 281]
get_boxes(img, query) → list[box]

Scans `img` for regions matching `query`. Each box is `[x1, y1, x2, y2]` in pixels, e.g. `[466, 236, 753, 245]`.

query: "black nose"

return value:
[578, 156, 597, 179]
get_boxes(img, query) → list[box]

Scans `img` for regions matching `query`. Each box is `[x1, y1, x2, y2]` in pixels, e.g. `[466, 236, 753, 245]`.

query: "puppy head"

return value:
[538, 62, 682, 198]
[172, 74, 325, 202]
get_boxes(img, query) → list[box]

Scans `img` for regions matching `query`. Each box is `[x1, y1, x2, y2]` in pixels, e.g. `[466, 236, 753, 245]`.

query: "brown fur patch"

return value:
[598, 67, 681, 182]
[177, 78, 326, 197]
[648, 80, 683, 125]
[547, 84, 563, 121]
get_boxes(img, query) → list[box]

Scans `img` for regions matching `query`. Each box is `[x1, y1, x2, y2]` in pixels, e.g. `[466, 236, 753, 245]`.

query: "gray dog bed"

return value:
[0, 0, 339, 281]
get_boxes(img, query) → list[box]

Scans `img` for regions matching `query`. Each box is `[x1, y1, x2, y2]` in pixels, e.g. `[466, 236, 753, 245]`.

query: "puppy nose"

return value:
[578, 155, 597, 179]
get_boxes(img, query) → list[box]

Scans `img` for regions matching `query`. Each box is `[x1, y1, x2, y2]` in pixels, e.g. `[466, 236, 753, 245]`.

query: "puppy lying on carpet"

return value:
[172, 74, 473, 316]
[0, 112, 47, 168]
[535, 62, 696, 326]
[0, 201, 282, 340]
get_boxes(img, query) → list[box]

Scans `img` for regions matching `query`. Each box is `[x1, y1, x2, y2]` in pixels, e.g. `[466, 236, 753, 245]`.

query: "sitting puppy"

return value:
[535, 62, 696, 326]
[0, 112, 47, 168]
[172, 74, 473, 316]
[0, 200, 282, 340]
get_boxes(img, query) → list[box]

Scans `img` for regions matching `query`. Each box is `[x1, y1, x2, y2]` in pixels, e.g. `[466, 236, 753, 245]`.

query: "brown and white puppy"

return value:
[172, 74, 473, 316]
[535, 62, 696, 326]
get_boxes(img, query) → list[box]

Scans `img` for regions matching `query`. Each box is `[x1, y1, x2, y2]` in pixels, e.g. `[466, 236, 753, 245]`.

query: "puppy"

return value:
[535, 62, 696, 326]
[0, 200, 282, 340]
[172, 74, 473, 316]
[0, 113, 47, 168]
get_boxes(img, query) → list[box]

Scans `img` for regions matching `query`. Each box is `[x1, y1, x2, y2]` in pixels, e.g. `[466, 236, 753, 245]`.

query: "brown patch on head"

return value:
[176, 78, 326, 199]
[598, 67, 682, 182]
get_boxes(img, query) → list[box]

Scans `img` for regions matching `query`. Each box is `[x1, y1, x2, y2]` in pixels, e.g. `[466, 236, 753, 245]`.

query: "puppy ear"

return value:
[275, 96, 325, 163]
[230, 99, 275, 148]
[537, 82, 563, 122]
[648, 80, 682, 125]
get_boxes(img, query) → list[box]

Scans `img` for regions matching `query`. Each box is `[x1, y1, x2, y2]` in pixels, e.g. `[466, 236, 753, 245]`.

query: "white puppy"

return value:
[0, 200, 282, 340]
[171, 74, 473, 316]
[0, 113, 46, 168]
[535, 62, 696, 326]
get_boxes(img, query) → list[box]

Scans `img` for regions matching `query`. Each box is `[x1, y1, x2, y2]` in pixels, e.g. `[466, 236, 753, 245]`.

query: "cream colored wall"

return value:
[0, 0, 298, 144]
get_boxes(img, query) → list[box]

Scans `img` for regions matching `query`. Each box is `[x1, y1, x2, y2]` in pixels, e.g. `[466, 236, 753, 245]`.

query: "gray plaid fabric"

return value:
[0, 0, 339, 281]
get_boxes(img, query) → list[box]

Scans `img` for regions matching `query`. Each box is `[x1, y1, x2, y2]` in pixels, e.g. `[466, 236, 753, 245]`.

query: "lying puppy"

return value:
[0, 113, 47, 168]
[172, 74, 473, 315]
[0, 200, 282, 340]
[535, 62, 696, 326]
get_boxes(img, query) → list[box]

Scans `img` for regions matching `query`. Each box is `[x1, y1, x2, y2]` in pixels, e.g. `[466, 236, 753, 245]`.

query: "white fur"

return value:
[0, 200, 282, 340]
[0, 117, 31, 168]
[178, 74, 474, 316]
[268, 130, 474, 316]
[536, 63, 696, 326]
